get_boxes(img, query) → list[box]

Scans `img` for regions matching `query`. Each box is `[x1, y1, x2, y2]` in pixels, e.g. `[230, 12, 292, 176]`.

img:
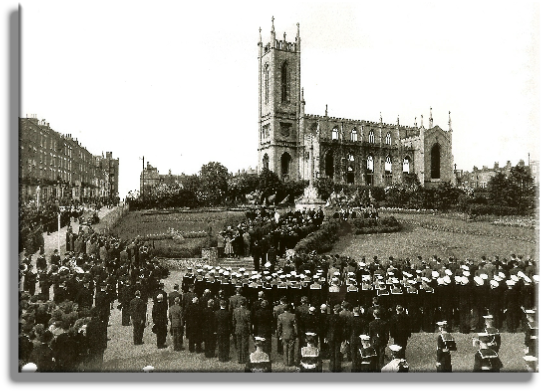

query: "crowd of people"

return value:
[216, 206, 325, 265]
[19, 217, 539, 372]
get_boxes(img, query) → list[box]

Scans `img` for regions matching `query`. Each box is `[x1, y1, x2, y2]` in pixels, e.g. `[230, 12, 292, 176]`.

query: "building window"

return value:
[347, 152, 354, 162]
[350, 128, 358, 142]
[385, 132, 391, 145]
[385, 156, 392, 172]
[403, 156, 410, 173]
[281, 152, 291, 179]
[367, 155, 374, 172]
[369, 131, 375, 144]
[431, 144, 441, 179]
[332, 127, 339, 140]
[325, 151, 334, 178]
[264, 63, 269, 104]
[281, 62, 289, 103]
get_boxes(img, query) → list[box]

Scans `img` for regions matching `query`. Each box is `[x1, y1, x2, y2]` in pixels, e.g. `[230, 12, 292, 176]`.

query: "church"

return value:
[257, 18, 454, 188]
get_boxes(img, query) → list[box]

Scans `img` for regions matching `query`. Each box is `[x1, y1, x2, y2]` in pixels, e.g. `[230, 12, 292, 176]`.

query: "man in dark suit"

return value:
[253, 300, 274, 354]
[168, 283, 182, 307]
[389, 305, 411, 359]
[152, 294, 168, 349]
[169, 296, 183, 351]
[129, 290, 147, 345]
[202, 298, 217, 358]
[185, 296, 204, 353]
[326, 304, 345, 372]
[368, 307, 389, 370]
[215, 299, 232, 362]
[277, 304, 297, 367]
[232, 297, 251, 364]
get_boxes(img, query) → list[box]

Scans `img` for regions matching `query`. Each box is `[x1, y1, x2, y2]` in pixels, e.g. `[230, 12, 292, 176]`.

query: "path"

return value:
[21, 206, 119, 261]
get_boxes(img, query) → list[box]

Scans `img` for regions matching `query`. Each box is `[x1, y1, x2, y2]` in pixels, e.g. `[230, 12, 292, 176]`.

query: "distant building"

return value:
[19, 115, 119, 203]
[140, 162, 184, 194]
[256, 19, 454, 188]
[456, 159, 534, 189]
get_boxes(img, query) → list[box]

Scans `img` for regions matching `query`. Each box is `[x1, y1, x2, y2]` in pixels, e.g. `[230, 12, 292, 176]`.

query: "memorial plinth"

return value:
[295, 184, 326, 211]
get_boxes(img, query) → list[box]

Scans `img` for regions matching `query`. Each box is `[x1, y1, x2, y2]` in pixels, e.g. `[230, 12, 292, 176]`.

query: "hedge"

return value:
[467, 204, 530, 216]
[294, 220, 343, 254]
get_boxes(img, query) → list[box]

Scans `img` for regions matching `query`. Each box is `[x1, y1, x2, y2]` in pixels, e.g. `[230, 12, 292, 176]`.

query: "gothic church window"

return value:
[332, 127, 339, 140]
[281, 62, 289, 103]
[264, 64, 269, 104]
[403, 157, 410, 173]
[385, 156, 392, 172]
[431, 144, 441, 179]
[367, 155, 374, 172]
[325, 151, 334, 177]
[350, 128, 358, 142]
[385, 132, 391, 145]
[369, 131, 375, 144]
[263, 154, 269, 170]
[281, 153, 291, 178]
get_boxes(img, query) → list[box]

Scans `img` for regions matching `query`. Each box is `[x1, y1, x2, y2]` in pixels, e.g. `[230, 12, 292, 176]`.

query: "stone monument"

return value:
[295, 136, 326, 211]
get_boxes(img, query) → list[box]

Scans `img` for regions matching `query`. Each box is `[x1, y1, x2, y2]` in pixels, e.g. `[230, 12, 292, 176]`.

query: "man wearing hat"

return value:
[357, 334, 378, 372]
[215, 299, 233, 362]
[483, 315, 501, 353]
[253, 300, 274, 355]
[381, 344, 409, 372]
[299, 332, 322, 372]
[245, 336, 272, 373]
[503, 279, 520, 332]
[152, 293, 168, 349]
[473, 333, 503, 372]
[168, 283, 182, 307]
[436, 321, 454, 372]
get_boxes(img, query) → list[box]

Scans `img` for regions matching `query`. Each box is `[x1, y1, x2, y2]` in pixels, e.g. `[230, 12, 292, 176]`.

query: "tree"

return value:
[199, 162, 230, 206]
[487, 172, 514, 207]
[258, 168, 284, 201]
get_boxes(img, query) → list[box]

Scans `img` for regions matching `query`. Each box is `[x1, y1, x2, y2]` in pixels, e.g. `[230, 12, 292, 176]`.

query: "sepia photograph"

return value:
[14, 0, 539, 376]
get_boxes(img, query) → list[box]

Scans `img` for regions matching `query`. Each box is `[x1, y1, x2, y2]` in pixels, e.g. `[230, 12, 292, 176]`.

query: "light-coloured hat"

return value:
[359, 334, 370, 341]
[510, 274, 520, 282]
[480, 273, 488, 280]
[389, 344, 402, 352]
[21, 362, 37, 372]
[463, 271, 471, 277]
[474, 276, 484, 286]
[443, 276, 451, 285]
[142, 365, 155, 373]
[490, 280, 499, 288]
[445, 269, 452, 276]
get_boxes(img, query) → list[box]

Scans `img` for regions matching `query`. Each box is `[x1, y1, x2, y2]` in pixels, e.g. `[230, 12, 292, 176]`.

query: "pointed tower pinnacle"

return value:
[448, 111, 452, 131]
[283, 31, 287, 41]
[414, 117, 417, 128]
[420, 114, 424, 128]
[270, 16, 276, 47]
[325, 104, 328, 116]
[429, 107, 433, 128]
[397, 115, 400, 126]
[259, 27, 262, 43]
[380, 112, 383, 124]
[271, 16, 275, 33]
[301, 87, 305, 101]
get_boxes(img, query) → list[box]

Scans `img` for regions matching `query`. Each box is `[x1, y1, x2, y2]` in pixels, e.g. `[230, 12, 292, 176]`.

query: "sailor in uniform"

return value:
[245, 336, 272, 373]
[523, 309, 538, 356]
[483, 314, 501, 353]
[299, 332, 322, 372]
[381, 344, 409, 372]
[357, 334, 378, 372]
[473, 332, 503, 372]
[436, 321, 455, 372]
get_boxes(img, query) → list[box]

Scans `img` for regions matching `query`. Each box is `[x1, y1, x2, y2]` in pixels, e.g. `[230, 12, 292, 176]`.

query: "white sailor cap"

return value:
[474, 276, 484, 286]
[490, 280, 499, 288]
[445, 269, 452, 276]
[510, 275, 520, 282]
[463, 271, 471, 277]
[389, 344, 402, 352]
[480, 273, 488, 280]
[482, 315, 494, 319]
[432, 271, 439, 278]
[359, 334, 370, 341]
[21, 362, 37, 372]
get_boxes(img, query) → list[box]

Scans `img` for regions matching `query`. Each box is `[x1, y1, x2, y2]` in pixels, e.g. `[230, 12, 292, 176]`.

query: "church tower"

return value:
[257, 18, 301, 181]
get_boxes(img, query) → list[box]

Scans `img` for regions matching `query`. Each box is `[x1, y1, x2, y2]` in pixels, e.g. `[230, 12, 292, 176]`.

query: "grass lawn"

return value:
[101, 270, 531, 373]
[97, 211, 537, 372]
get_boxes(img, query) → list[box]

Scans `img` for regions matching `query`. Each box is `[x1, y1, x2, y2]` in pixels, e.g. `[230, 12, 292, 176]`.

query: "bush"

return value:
[350, 215, 401, 235]
[294, 220, 342, 254]
[467, 204, 528, 216]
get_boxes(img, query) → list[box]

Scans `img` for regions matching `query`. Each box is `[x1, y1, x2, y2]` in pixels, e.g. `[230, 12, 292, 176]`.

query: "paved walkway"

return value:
[21, 206, 119, 261]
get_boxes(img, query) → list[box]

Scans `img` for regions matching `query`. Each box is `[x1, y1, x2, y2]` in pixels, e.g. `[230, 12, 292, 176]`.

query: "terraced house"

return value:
[257, 19, 454, 188]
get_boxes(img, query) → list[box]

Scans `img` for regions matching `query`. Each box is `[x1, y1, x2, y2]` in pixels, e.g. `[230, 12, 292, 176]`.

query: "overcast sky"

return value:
[21, 0, 540, 198]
